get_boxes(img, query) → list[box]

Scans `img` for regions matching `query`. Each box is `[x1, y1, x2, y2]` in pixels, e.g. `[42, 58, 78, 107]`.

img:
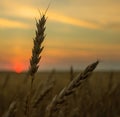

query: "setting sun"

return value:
[12, 63, 25, 73]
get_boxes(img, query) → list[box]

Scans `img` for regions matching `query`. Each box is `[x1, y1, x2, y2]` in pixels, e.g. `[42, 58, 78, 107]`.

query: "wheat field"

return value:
[0, 13, 120, 117]
[0, 71, 120, 117]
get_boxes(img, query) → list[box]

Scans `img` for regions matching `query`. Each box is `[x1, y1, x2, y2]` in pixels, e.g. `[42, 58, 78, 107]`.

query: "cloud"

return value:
[0, 0, 45, 19]
[47, 12, 101, 29]
[0, 0, 120, 30]
[103, 22, 120, 31]
[1, 2, 101, 30]
[0, 18, 31, 29]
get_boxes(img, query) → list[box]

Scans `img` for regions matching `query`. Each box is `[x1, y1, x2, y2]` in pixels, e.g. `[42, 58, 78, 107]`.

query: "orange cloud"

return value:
[1, 0, 120, 31]
[0, 18, 30, 29]
[48, 12, 101, 29]
[1, 1, 101, 30]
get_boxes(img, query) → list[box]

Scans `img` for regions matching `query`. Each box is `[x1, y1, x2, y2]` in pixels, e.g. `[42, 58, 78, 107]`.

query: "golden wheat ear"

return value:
[45, 61, 99, 117]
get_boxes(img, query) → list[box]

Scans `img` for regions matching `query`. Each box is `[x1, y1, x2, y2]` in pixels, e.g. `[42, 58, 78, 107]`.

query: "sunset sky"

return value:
[0, 0, 120, 72]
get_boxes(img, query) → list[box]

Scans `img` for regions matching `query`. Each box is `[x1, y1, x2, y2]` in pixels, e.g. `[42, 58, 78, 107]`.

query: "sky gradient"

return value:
[0, 0, 120, 72]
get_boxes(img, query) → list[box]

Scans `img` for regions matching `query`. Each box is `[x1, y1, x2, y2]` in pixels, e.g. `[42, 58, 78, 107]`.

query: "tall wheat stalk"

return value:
[26, 14, 46, 117]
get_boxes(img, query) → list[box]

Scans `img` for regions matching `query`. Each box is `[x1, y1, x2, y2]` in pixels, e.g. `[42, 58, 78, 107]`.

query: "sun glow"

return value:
[12, 63, 25, 73]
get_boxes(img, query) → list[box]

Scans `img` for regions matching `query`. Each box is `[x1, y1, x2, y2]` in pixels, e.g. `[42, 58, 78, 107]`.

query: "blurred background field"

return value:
[0, 70, 120, 117]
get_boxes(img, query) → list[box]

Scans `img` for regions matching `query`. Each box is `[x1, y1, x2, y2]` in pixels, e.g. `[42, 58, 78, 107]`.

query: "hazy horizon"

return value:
[0, 0, 120, 72]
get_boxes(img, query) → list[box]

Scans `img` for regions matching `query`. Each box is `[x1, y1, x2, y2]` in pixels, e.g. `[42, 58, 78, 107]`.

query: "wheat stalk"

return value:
[26, 13, 46, 117]
[45, 61, 99, 117]
[2, 101, 16, 117]
[70, 66, 74, 81]
[2, 74, 9, 90]
[33, 70, 55, 108]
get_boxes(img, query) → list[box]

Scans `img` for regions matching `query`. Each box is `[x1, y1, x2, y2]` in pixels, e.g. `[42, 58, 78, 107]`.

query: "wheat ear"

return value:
[26, 14, 46, 117]
[29, 14, 46, 78]
[45, 61, 99, 117]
